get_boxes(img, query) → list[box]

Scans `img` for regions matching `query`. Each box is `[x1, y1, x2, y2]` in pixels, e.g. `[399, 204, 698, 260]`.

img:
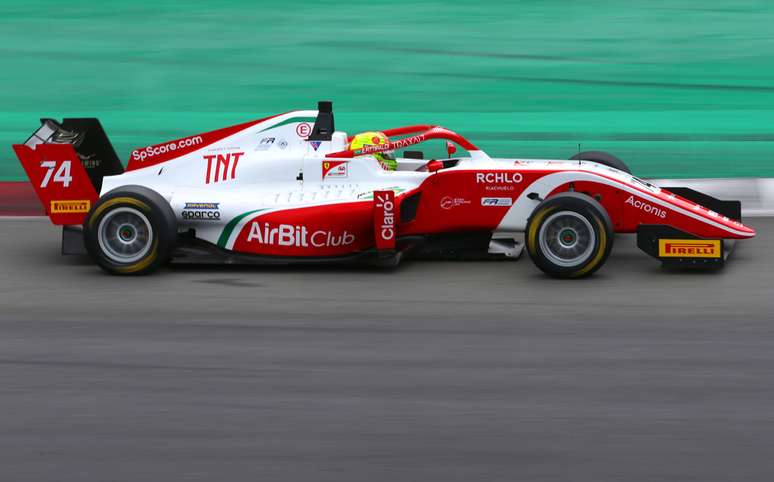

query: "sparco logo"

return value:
[625, 195, 667, 219]
[131, 135, 204, 161]
[182, 210, 220, 220]
[182, 202, 220, 221]
[247, 222, 355, 247]
[375, 193, 395, 241]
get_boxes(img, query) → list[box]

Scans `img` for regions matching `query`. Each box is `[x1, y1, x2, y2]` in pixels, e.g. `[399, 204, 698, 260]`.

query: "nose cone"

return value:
[721, 216, 756, 238]
[662, 188, 757, 239]
[737, 221, 756, 238]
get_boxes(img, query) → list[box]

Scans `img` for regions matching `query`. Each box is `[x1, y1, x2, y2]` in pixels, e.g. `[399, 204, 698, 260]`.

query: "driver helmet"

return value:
[349, 131, 397, 171]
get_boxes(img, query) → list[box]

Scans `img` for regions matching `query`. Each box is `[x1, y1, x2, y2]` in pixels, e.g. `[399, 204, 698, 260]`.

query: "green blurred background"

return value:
[2, 0, 773, 180]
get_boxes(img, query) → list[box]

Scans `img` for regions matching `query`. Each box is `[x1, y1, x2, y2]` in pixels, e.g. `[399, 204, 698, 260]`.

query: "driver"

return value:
[349, 131, 397, 171]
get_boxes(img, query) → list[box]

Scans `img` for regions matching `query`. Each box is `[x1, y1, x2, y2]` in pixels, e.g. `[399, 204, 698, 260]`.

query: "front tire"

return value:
[84, 186, 177, 275]
[526, 193, 613, 278]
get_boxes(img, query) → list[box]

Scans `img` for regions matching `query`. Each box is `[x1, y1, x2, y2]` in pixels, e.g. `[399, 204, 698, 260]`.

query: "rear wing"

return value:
[12, 118, 124, 225]
[21, 118, 124, 193]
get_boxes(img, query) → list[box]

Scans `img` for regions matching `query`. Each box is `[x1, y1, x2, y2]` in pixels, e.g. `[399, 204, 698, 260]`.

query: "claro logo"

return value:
[246, 222, 355, 247]
[625, 195, 667, 219]
[375, 192, 395, 241]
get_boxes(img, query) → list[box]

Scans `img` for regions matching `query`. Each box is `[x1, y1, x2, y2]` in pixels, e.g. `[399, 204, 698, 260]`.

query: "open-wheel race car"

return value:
[13, 101, 755, 277]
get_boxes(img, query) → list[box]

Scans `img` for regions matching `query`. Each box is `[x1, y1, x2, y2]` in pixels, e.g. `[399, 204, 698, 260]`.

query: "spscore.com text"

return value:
[131, 135, 204, 162]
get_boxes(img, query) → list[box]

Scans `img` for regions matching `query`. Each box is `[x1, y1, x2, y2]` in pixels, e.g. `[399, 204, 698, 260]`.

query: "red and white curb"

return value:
[0, 182, 43, 216]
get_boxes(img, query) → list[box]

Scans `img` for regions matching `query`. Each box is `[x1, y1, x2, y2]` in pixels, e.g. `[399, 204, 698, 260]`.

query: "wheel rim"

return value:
[97, 207, 153, 264]
[538, 211, 596, 267]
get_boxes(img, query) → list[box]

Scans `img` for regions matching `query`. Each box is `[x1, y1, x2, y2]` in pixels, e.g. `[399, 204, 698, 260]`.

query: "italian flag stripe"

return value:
[257, 116, 317, 133]
[217, 209, 265, 249]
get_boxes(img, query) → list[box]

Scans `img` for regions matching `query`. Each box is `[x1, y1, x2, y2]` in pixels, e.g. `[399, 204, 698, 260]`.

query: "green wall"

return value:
[2, 0, 773, 180]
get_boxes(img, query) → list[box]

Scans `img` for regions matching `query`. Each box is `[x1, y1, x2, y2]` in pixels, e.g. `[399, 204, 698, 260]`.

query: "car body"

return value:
[13, 101, 754, 276]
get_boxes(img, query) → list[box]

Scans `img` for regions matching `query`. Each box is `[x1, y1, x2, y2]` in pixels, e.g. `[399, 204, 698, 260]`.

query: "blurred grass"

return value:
[2, 0, 773, 179]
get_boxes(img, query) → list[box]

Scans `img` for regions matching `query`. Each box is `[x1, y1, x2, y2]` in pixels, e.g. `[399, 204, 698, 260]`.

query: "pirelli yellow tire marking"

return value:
[89, 197, 151, 228]
[572, 216, 608, 278]
[114, 238, 159, 274]
[527, 206, 557, 257]
[528, 205, 608, 277]
[89, 197, 158, 274]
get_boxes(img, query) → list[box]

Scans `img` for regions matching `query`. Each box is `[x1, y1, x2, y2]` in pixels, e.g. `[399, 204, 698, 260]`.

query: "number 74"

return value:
[40, 160, 73, 188]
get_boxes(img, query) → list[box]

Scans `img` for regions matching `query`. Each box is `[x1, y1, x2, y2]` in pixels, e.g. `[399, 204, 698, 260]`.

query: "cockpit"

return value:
[305, 101, 486, 180]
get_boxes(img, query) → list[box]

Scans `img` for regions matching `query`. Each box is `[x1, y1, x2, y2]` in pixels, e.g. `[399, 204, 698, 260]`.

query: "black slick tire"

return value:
[570, 150, 631, 174]
[83, 185, 177, 275]
[526, 192, 613, 278]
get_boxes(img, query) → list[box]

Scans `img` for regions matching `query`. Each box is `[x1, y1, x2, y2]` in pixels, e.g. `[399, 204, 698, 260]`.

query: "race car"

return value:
[12, 101, 754, 277]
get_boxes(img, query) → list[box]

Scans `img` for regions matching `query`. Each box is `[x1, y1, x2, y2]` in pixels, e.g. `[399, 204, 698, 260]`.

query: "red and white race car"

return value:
[13, 101, 755, 277]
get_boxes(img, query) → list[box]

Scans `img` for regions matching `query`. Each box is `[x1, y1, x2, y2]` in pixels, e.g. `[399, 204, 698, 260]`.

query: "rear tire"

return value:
[526, 193, 613, 278]
[83, 186, 177, 275]
[570, 150, 631, 174]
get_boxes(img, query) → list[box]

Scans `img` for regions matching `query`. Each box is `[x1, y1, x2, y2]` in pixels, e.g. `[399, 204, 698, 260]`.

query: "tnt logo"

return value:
[203, 152, 244, 184]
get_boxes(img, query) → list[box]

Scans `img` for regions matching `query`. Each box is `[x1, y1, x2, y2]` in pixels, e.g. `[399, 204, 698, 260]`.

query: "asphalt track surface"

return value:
[1, 218, 773, 482]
